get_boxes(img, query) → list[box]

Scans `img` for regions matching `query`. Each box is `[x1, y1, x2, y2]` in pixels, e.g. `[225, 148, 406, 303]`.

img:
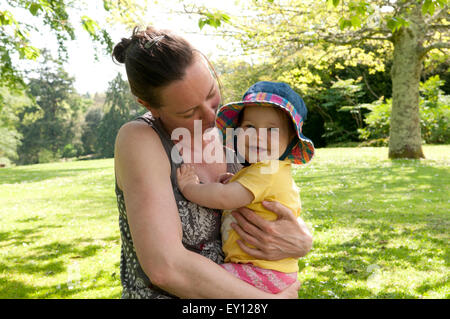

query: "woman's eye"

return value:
[182, 112, 195, 118]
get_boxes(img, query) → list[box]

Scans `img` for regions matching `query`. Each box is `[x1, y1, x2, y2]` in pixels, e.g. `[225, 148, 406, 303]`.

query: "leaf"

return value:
[22, 46, 40, 60]
[422, 0, 434, 15]
[221, 13, 231, 23]
[0, 11, 13, 26]
[333, 0, 340, 6]
[103, 0, 111, 11]
[198, 19, 207, 30]
[339, 18, 352, 30]
[351, 15, 361, 28]
[81, 16, 99, 36]
[29, 3, 41, 16]
[386, 18, 397, 32]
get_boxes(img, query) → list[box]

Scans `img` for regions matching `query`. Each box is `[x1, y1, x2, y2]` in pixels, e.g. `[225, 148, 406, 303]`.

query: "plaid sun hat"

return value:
[215, 81, 315, 165]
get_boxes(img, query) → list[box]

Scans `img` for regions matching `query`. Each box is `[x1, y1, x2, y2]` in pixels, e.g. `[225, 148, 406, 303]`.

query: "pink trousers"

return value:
[221, 263, 297, 294]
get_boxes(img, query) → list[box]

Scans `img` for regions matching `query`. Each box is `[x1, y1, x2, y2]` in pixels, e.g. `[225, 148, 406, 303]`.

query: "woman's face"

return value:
[149, 54, 221, 137]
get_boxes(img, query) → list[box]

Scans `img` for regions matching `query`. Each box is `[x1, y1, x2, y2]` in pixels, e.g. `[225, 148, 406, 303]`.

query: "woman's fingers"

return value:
[262, 200, 296, 221]
[234, 207, 274, 235]
[235, 239, 265, 260]
[231, 213, 265, 244]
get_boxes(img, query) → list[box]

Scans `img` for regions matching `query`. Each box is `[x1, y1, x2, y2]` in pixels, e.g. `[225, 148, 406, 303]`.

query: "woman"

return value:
[112, 26, 312, 298]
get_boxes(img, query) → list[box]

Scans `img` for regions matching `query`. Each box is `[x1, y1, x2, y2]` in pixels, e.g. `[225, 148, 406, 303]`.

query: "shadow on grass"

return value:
[0, 238, 103, 274]
[0, 236, 120, 298]
[0, 276, 121, 299]
[297, 215, 448, 298]
[295, 160, 449, 298]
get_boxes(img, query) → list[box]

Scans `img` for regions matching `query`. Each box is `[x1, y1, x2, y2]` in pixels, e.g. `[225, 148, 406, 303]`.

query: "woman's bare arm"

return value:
[115, 122, 297, 298]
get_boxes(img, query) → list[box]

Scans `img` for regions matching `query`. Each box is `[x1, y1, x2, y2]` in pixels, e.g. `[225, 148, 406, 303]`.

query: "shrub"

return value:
[358, 76, 449, 144]
[38, 149, 60, 163]
[62, 144, 78, 158]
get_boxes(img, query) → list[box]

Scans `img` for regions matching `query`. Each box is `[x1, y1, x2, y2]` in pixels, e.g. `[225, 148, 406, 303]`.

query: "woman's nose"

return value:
[200, 105, 216, 124]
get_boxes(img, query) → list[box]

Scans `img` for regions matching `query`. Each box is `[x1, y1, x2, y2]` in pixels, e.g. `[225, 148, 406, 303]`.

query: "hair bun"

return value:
[112, 38, 132, 64]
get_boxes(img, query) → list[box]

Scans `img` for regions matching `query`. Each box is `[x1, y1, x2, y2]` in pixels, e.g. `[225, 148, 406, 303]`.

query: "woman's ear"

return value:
[137, 98, 160, 118]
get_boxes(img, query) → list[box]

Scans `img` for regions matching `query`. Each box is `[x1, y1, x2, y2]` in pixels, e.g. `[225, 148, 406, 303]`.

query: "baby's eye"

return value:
[243, 124, 255, 129]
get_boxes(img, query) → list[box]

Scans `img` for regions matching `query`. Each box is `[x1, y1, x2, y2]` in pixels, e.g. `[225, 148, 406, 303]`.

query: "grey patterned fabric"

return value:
[116, 112, 241, 299]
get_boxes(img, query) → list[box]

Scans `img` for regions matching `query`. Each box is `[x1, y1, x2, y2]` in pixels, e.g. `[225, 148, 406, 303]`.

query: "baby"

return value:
[177, 81, 315, 293]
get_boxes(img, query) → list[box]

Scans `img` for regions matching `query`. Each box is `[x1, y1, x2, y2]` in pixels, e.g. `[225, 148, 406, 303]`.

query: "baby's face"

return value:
[237, 105, 293, 163]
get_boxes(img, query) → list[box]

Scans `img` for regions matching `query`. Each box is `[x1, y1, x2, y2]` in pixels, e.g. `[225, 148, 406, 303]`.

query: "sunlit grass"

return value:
[294, 145, 449, 299]
[0, 159, 121, 298]
[0, 145, 448, 298]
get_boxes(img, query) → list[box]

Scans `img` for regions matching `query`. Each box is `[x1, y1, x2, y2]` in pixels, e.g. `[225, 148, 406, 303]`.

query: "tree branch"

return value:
[420, 42, 450, 59]
[428, 24, 450, 32]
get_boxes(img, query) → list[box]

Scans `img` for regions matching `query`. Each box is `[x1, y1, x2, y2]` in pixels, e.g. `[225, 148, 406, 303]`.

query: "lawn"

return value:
[0, 145, 448, 299]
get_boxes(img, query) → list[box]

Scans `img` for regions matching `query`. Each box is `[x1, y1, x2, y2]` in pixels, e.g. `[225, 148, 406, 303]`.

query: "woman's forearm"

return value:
[152, 247, 276, 299]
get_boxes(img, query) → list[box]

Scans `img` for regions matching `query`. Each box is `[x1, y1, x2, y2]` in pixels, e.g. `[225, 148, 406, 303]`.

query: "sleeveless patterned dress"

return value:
[116, 112, 241, 298]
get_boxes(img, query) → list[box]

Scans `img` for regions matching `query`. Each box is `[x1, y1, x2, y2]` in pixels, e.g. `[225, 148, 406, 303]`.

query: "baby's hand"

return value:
[217, 172, 234, 184]
[176, 164, 200, 193]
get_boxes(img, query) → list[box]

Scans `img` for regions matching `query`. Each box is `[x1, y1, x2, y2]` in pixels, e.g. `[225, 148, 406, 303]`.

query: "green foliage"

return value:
[81, 106, 103, 155]
[319, 77, 368, 143]
[38, 148, 61, 164]
[62, 143, 78, 158]
[0, 86, 29, 162]
[0, 127, 22, 161]
[357, 98, 391, 141]
[16, 51, 79, 164]
[358, 76, 449, 144]
[198, 10, 231, 30]
[0, 0, 113, 97]
[419, 76, 450, 144]
[95, 73, 141, 158]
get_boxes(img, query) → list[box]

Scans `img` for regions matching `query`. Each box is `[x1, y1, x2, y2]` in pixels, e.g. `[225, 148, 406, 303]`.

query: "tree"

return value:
[329, 0, 449, 158]
[0, 0, 144, 100]
[195, 0, 449, 158]
[81, 106, 103, 155]
[0, 87, 30, 164]
[96, 73, 140, 158]
[16, 51, 78, 164]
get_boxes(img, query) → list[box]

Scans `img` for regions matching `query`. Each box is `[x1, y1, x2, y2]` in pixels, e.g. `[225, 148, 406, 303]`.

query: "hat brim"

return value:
[215, 101, 314, 165]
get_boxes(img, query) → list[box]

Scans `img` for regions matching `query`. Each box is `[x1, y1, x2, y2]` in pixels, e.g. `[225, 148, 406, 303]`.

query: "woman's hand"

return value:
[231, 200, 313, 260]
[176, 164, 200, 193]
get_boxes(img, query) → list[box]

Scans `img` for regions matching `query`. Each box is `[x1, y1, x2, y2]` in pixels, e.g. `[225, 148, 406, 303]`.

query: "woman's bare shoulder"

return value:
[115, 120, 164, 155]
[115, 120, 170, 189]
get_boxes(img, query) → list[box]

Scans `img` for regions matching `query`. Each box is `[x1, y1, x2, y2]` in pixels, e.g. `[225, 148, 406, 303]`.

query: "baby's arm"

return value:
[176, 164, 254, 210]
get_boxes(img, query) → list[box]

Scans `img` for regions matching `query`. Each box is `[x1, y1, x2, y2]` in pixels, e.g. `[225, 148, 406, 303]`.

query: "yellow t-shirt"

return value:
[221, 159, 301, 273]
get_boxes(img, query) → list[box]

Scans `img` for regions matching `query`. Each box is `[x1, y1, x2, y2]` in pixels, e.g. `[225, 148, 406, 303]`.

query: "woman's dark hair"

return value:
[112, 26, 199, 108]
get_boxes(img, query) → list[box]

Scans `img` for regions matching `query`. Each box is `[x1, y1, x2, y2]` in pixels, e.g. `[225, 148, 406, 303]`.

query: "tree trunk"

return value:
[389, 7, 425, 159]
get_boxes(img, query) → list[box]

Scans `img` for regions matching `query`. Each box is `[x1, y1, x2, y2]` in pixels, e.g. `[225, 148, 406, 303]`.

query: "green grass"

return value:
[294, 145, 449, 299]
[0, 145, 448, 299]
